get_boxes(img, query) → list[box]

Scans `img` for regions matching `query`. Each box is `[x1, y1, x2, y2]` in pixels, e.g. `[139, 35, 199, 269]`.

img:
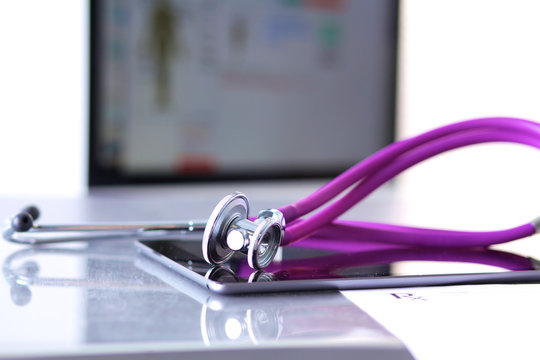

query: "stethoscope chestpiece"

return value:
[202, 192, 284, 270]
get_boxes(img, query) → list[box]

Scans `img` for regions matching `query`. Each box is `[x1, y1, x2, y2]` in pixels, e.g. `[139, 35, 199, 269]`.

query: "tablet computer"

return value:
[136, 237, 540, 294]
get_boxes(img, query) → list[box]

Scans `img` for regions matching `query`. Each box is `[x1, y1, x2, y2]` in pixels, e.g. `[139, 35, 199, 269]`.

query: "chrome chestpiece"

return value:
[202, 192, 284, 270]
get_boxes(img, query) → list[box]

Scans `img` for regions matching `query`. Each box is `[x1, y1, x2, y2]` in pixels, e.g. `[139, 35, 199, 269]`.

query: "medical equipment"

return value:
[5, 117, 540, 270]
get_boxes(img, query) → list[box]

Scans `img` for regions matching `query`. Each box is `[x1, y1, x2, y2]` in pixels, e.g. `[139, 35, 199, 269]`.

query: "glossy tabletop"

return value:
[0, 182, 412, 360]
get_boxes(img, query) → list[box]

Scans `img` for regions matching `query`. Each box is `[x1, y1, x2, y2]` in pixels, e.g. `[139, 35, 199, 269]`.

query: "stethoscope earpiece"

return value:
[202, 192, 284, 270]
[11, 206, 40, 232]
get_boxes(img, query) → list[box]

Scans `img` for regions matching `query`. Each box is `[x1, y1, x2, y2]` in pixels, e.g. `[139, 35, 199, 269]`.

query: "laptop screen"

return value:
[89, 0, 398, 185]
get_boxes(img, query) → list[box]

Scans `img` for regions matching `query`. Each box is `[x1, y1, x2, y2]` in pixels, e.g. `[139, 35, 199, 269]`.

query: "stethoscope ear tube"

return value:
[3, 208, 207, 245]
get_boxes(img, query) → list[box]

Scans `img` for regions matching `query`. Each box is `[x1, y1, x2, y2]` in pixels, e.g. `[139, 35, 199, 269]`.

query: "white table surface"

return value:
[0, 180, 413, 360]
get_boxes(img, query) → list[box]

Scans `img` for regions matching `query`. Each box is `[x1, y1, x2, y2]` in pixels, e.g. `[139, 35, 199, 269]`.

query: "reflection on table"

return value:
[3, 238, 395, 347]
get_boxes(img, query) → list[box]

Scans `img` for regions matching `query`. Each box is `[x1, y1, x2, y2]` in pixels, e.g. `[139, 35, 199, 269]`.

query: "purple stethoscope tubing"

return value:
[279, 117, 540, 247]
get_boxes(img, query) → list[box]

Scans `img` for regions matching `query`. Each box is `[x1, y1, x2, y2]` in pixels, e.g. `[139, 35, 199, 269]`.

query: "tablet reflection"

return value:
[2, 241, 397, 347]
[252, 245, 535, 281]
[135, 254, 394, 346]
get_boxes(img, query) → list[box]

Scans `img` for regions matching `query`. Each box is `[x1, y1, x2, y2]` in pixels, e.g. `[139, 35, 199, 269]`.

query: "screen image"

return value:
[90, 0, 398, 184]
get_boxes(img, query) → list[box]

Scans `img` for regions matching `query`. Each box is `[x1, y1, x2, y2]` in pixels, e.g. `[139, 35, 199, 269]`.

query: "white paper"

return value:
[342, 284, 540, 360]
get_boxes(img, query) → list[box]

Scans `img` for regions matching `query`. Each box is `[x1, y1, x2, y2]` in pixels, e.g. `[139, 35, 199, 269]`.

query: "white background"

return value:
[1, 0, 540, 197]
[397, 0, 540, 232]
[0, 0, 88, 197]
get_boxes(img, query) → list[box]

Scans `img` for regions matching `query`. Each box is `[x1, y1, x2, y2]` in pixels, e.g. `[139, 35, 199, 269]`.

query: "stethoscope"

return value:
[4, 117, 540, 269]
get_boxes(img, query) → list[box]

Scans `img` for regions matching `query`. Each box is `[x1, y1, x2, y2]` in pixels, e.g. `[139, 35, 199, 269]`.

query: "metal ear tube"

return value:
[4, 192, 283, 270]
[3, 213, 208, 245]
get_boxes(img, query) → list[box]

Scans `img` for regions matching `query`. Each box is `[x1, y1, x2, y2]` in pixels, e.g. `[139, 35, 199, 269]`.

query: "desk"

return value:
[0, 182, 412, 360]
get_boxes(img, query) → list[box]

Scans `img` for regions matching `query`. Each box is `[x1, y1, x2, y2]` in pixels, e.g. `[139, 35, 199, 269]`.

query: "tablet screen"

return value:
[138, 238, 537, 285]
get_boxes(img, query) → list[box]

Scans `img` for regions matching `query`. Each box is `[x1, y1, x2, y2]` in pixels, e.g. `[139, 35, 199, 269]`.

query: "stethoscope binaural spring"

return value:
[5, 117, 540, 270]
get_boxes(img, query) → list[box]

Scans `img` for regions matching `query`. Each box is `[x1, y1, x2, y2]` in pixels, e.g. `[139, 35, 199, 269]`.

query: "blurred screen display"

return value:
[90, 0, 398, 184]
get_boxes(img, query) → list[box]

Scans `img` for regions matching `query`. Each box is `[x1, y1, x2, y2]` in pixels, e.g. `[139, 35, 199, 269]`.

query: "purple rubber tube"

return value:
[235, 246, 533, 278]
[300, 219, 534, 248]
[284, 128, 539, 244]
[266, 247, 534, 274]
[281, 122, 540, 246]
[280, 117, 540, 222]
